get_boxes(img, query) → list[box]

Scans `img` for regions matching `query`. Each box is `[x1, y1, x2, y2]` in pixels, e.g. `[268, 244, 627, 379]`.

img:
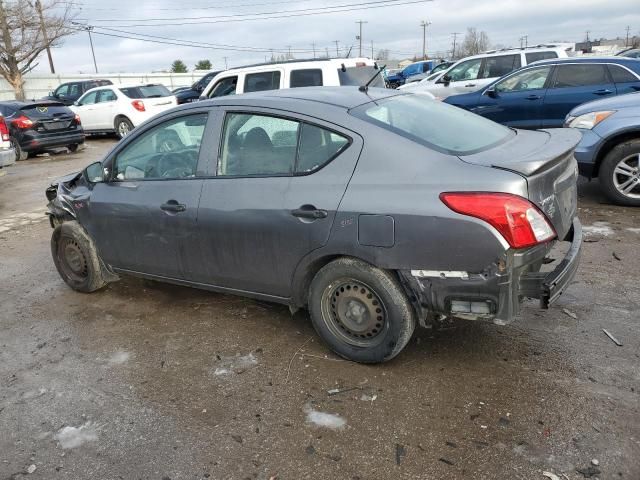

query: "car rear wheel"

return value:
[115, 116, 134, 139]
[51, 221, 108, 293]
[10, 137, 28, 161]
[599, 139, 640, 206]
[308, 257, 416, 363]
[67, 144, 80, 153]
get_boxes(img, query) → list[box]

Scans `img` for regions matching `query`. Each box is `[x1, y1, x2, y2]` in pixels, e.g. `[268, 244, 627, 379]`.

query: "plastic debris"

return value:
[395, 444, 406, 465]
[27, 465, 37, 474]
[591, 458, 599, 466]
[562, 308, 578, 319]
[304, 406, 346, 429]
[602, 328, 622, 346]
[542, 472, 560, 480]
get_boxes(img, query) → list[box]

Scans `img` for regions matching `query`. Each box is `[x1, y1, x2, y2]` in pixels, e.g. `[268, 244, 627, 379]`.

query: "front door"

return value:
[73, 90, 100, 130]
[91, 89, 118, 130]
[190, 109, 362, 297]
[83, 112, 211, 279]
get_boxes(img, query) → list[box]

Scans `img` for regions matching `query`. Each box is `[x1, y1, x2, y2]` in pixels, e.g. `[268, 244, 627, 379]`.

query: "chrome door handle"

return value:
[593, 89, 613, 95]
[160, 201, 186, 213]
[291, 207, 327, 219]
[526, 94, 541, 100]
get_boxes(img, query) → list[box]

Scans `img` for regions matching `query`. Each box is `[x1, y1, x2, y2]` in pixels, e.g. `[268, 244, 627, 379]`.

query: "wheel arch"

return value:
[592, 130, 640, 178]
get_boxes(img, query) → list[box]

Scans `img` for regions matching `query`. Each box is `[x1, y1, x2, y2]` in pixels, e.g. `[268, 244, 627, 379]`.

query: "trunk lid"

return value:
[20, 102, 77, 133]
[460, 128, 581, 240]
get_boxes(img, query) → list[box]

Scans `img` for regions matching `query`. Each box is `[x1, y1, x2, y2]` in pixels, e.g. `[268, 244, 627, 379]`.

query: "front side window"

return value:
[351, 94, 513, 155]
[114, 114, 208, 181]
[553, 64, 610, 88]
[290, 69, 323, 88]
[218, 113, 349, 176]
[54, 84, 69, 97]
[443, 58, 483, 82]
[78, 91, 98, 106]
[244, 71, 281, 93]
[526, 51, 558, 64]
[495, 66, 552, 92]
[209, 76, 238, 98]
[480, 55, 521, 79]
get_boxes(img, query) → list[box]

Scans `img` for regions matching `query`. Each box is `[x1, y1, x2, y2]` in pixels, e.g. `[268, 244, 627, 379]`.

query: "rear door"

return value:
[541, 63, 616, 127]
[191, 108, 361, 296]
[606, 64, 640, 95]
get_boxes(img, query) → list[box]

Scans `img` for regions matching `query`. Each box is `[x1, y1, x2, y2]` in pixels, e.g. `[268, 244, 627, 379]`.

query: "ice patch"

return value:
[626, 227, 640, 234]
[54, 422, 98, 449]
[212, 353, 258, 376]
[582, 222, 614, 237]
[108, 351, 130, 365]
[214, 368, 230, 376]
[305, 406, 346, 429]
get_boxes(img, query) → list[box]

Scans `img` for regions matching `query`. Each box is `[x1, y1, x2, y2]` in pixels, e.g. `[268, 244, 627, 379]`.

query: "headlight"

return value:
[566, 111, 615, 129]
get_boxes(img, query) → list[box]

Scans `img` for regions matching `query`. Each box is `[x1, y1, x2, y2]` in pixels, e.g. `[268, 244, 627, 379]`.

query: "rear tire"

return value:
[51, 221, 108, 293]
[308, 257, 416, 363]
[10, 137, 28, 161]
[67, 144, 79, 153]
[599, 139, 640, 206]
[115, 116, 134, 139]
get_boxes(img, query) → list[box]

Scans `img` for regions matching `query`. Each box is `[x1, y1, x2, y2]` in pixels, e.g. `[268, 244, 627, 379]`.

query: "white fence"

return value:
[0, 72, 211, 101]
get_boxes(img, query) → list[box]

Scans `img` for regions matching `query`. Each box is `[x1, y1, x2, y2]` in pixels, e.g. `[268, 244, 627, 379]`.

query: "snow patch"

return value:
[108, 351, 130, 365]
[54, 422, 98, 449]
[582, 222, 614, 237]
[212, 353, 258, 376]
[626, 227, 640, 234]
[305, 406, 346, 429]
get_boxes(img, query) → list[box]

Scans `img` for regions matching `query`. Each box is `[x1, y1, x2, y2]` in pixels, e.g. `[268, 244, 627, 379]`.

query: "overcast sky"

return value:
[40, 0, 640, 74]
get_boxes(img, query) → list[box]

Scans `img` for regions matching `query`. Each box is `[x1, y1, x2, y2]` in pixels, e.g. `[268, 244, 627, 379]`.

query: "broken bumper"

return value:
[399, 218, 582, 325]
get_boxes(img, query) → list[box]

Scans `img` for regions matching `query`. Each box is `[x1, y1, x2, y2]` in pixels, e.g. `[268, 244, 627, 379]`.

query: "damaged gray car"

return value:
[46, 87, 582, 363]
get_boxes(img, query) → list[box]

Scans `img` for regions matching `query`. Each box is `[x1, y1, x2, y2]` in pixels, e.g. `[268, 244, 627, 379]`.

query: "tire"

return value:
[599, 139, 640, 206]
[308, 257, 416, 363]
[67, 144, 79, 153]
[10, 137, 28, 161]
[51, 221, 108, 293]
[115, 116, 134, 139]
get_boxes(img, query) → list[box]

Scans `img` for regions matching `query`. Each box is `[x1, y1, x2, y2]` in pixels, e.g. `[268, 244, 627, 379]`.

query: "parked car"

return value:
[175, 71, 222, 104]
[46, 87, 581, 364]
[171, 86, 191, 94]
[409, 45, 570, 99]
[0, 101, 84, 160]
[43, 79, 113, 106]
[565, 91, 640, 206]
[386, 60, 436, 88]
[399, 61, 454, 87]
[444, 58, 640, 129]
[0, 115, 16, 168]
[200, 58, 384, 99]
[71, 84, 177, 139]
[616, 48, 640, 59]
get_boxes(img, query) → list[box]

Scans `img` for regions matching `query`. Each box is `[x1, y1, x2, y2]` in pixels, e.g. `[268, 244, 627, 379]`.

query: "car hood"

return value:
[569, 91, 640, 117]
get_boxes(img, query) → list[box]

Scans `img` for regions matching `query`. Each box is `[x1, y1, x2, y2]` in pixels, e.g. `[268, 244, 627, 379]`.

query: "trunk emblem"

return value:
[37, 106, 48, 113]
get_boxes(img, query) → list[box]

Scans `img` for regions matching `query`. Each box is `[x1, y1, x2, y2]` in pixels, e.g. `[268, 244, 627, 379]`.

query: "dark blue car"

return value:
[445, 58, 640, 129]
[566, 91, 640, 206]
[386, 61, 434, 88]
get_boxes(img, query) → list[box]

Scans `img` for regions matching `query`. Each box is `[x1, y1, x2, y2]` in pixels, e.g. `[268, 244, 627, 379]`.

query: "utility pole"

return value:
[325, 47, 329, 59]
[86, 26, 98, 73]
[33, 0, 55, 73]
[420, 20, 431, 60]
[334, 40, 340, 57]
[311, 42, 316, 59]
[223, 56, 228, 69]
[451, 32, 461, 59]
[286, 45, 292, 59]
[371, 40, 374, 59]
[356, 20, 367, 57]
[626, 25, 631, 47]
[585, 30, 590, 42]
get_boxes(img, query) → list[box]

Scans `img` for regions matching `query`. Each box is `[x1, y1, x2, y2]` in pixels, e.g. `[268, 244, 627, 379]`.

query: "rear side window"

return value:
[290, 69, 323, 88]
[120, 85, 171, 98]
[97, 90, 117, 102]
[607, 65, 639, 83]
[244, 71, 281, 93]
[553, 64, 610, 87]
[526, 51, 558, 64]
[338, 66, 384, 87]
[351, 94, 513, 156]
[480, 54, 521, 79]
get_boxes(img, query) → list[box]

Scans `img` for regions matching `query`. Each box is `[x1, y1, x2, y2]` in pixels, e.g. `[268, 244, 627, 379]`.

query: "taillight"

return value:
[74, 114, 81, 125]
[12, 115, 33, 129]
[440, 192, 556, 249]
[0, 117, 9, 141]
[131, 100, 145, 112]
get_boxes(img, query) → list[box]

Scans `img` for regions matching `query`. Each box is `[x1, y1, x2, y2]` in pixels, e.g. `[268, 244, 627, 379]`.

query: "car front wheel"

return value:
[599, 139, 640, 206]
[115, 116, 134, 139]
[308, 257, 416, 363]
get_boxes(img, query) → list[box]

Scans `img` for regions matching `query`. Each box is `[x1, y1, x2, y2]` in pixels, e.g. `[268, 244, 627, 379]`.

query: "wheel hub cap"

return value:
[613, 154, 640, 199]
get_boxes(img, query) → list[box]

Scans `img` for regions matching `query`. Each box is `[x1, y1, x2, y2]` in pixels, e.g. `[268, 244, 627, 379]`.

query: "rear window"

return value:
[244, 71, 281, 93]
[20, 103, 71, 118]
[607, 65, 639, 83]
[480, 54, 521, 78]
[526, 51, 558, 64]
[553, 64, 609, 88]
[120, 85, 172, 99]
[338, 66, 385, 87]
[290, 69, 323, 88]
[350, 94, 513, 155]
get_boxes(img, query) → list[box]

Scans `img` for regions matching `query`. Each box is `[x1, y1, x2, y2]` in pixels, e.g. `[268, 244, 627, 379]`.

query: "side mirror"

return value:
[73, 101, 80, 107]
[84, 162, 106, 183]
[49, 91, 54, 96]
[485, 87, 498, 98]
[198, 95, 206, 101]
[442, 75, 451, 86]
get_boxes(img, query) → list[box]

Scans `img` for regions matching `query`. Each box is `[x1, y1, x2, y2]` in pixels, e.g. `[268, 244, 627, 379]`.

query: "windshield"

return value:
[350, 94, 514, 155]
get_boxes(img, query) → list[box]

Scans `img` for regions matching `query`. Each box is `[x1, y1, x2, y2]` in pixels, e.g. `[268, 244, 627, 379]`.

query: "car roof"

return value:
[531, 56, 640, 66]
[221, 57, 375, 73]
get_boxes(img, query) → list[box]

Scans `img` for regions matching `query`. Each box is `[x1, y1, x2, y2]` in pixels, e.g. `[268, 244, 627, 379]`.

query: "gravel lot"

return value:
[1, 138, 639, 479]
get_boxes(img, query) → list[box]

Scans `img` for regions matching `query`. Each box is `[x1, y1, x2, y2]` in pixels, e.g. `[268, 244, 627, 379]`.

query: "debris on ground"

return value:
[591, 458, 599, 466]
[54, 422, 98, 449]
[498, 417, 510, 427]
[26, 464, 37, 474]
[360, 393, 377, 402]
[304, 406, 346, 429]
[213, 353, 259, 376]
[576, 464, 601, 478]
[542, 472, 560, 480]
[612, 252, 621, 261]
[395, 444, 406, 465]
[439, 457, 454, 466]
[327, 386, 360, 396]
[562, 308, 578, 319]
[602, 328, 623, 346]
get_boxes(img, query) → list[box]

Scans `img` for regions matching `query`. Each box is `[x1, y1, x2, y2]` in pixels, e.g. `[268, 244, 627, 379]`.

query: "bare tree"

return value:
[0, 0, 75, 99]
[458, 27, 491, 58]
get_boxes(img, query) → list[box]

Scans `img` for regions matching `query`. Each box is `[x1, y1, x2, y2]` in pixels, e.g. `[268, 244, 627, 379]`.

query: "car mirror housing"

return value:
[442, 75, 451, 86]
[84, 162, 106, 183]
[485, 87, 498, 98]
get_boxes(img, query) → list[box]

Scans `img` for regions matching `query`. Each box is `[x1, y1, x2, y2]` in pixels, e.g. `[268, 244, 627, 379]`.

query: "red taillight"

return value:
[0, 117, 9, 141]
[131, 100, 145, 112]
[74, 114, 81, 125]
[12, 115, 33, 129]
[440, 192, 556, 249]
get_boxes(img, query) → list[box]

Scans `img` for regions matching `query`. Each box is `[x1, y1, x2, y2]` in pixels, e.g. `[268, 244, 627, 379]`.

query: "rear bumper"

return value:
[0, 148, 15, 167]
[399, 218, 582, 325]
[21, 132, 85, 152]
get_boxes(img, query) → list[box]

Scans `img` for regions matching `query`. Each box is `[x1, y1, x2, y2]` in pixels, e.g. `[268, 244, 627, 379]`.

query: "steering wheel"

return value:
[157, 152, 195, 178]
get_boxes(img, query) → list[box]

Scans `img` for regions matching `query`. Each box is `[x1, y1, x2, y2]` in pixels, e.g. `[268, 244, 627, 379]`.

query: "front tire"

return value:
[599, 139, 640, 206]
[308, 257, 416, 363]
[115, 116, 134, 139]
[51, 221, 108, 293]
[67, 144, 79, 153]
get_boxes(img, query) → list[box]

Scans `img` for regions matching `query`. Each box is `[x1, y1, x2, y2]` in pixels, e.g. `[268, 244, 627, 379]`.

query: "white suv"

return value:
[201, 58, 384, 99]
[402, 45, 571, 99]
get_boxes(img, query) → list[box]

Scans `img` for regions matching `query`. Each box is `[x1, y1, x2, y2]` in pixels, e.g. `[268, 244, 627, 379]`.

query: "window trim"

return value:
[214, 110, 352, 179]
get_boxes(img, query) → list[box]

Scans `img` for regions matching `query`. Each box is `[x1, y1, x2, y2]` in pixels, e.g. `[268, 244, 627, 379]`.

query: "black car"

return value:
[175, 71, 221, 104]
[0, 101, 84, 160]
[43, 79, 113, 106]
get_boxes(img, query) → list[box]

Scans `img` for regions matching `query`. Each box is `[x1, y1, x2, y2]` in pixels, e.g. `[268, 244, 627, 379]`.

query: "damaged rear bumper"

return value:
[399, 218, 582, 325]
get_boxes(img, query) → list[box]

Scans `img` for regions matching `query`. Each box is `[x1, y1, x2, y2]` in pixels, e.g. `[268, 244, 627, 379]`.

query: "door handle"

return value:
[593, 89, 613, 95]
[465, 83, 476, 87]
[526, 94, 541, 100]
[291, 206, 328, 219]
[160, 200, 186, 213]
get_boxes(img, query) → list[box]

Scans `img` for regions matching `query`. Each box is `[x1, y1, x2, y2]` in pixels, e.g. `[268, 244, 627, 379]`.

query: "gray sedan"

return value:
[46, 87, 582, 363]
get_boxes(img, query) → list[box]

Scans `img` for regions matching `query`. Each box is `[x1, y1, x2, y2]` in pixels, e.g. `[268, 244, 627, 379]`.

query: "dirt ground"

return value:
[1, 138, 638, 480]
